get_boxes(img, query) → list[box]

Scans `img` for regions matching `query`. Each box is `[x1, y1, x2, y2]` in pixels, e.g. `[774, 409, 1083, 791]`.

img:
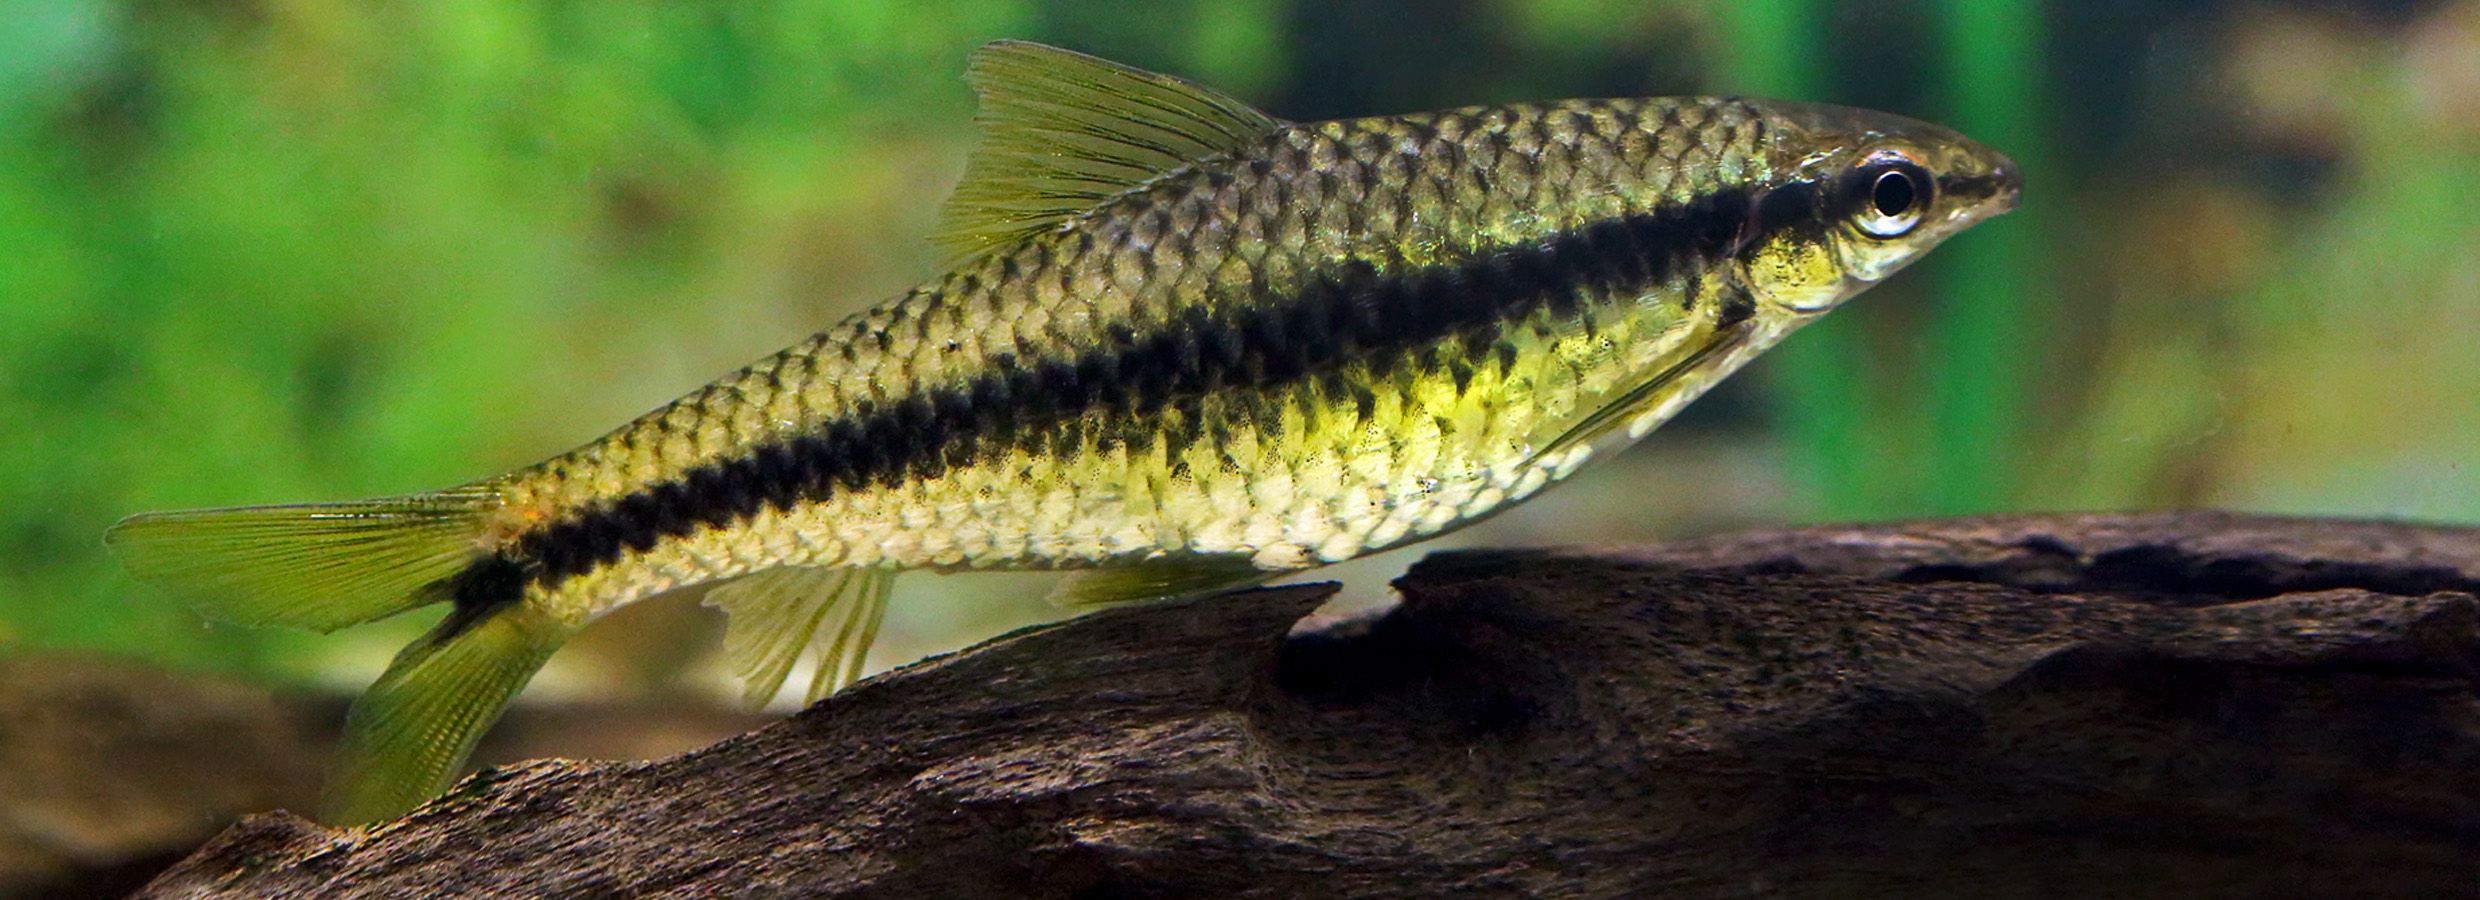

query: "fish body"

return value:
[106, 42, 2019, 823]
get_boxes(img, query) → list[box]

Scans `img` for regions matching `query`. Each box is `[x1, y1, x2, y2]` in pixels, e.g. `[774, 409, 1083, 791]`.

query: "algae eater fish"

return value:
[106, 41, 2020, 823]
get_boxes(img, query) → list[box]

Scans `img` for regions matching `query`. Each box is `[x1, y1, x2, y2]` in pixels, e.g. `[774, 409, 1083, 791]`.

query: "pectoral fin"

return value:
[1525, 321, 1756, 467]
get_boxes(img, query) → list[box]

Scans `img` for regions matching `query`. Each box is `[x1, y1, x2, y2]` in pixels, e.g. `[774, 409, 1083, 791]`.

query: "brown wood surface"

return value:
[136, 513, 2480, 898]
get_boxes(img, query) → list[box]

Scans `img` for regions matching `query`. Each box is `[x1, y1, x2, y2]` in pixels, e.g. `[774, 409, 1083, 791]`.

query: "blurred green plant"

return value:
[0, 1, 1045, 674]
[1926, 0, 2047, 515]
[1713, 0, 2050, 520]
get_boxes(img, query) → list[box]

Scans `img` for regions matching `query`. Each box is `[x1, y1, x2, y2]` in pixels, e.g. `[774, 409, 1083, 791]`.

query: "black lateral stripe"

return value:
[1755, 178, 1824, 236]
[464, 179, 1819, 607]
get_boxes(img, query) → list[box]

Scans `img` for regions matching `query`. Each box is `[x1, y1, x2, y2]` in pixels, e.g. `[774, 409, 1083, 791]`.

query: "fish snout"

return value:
[1986, 152, 2023, 214]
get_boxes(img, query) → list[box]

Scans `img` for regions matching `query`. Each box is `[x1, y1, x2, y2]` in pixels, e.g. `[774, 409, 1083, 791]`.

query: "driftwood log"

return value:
[0, 658, 766, 899]
[0, 654, 325, 899]
[140, 513, 2480, 898]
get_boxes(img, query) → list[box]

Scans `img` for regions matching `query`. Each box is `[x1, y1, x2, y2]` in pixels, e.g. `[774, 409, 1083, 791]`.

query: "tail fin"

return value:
[104, 486, 564, 824]
[323, 603, 571, 824]
[104, 487, 502, 632]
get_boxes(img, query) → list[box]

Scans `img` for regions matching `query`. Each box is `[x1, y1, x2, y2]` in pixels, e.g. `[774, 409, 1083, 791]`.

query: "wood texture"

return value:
[139, 513, 2480, 898]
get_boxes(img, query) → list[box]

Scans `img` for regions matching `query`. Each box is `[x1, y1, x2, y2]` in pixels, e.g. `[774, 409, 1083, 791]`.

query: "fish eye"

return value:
[1851, 152, 1932, 239]
[1873, 171, 1915, 218]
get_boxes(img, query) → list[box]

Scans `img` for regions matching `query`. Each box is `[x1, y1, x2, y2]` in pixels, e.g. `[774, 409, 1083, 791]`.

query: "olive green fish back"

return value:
[501, 94, 1790, 621]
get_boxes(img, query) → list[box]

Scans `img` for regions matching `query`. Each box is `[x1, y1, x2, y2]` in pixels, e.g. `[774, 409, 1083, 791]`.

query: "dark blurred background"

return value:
[3, 0, 2476, 739]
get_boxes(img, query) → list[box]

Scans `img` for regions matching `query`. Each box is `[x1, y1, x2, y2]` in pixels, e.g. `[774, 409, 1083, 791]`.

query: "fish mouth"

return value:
[1986, 153, 2023, 213]
[1946, 151, 2022, 219]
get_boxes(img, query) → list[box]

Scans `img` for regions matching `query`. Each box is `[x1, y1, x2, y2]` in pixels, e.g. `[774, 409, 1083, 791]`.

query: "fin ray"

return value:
[805, 572, 892, 704]
[105, 487, 500, 633]
[705, 566, 896, 708]
[1525, 322, 1756, 467]
[934, 40, 1284, 258]
[1048, 555, 1268, 609]
[323, 604, 570, 825]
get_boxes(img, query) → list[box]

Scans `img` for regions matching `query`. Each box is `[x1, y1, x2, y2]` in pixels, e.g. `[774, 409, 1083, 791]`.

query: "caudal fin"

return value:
[105, 486, 563, 824]
[104, 487, 502, 632]
[323, 602, 570, 824]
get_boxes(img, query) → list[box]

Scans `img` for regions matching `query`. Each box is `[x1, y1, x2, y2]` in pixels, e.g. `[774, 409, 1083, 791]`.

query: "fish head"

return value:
[1740, 101, 2021, 314]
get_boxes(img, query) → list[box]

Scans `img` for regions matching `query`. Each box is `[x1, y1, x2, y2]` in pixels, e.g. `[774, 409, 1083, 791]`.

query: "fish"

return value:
[104, 40, 2020, 824]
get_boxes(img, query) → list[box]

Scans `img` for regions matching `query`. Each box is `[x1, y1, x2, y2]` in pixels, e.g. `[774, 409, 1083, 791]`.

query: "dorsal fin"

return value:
[933, 40, 1284, 258]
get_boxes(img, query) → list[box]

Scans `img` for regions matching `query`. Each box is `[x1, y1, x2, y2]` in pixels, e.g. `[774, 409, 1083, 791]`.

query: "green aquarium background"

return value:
[5, 0, 2477, 703]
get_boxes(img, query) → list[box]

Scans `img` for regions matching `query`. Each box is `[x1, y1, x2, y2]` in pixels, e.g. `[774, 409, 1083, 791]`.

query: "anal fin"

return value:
[1048, 555, 1269, 609]
[704, 566, 895, 708]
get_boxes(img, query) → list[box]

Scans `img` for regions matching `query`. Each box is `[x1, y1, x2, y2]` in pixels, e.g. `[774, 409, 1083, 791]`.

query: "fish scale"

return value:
[523, 100, 1743, 605]
[106, 41, 2017, 824]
